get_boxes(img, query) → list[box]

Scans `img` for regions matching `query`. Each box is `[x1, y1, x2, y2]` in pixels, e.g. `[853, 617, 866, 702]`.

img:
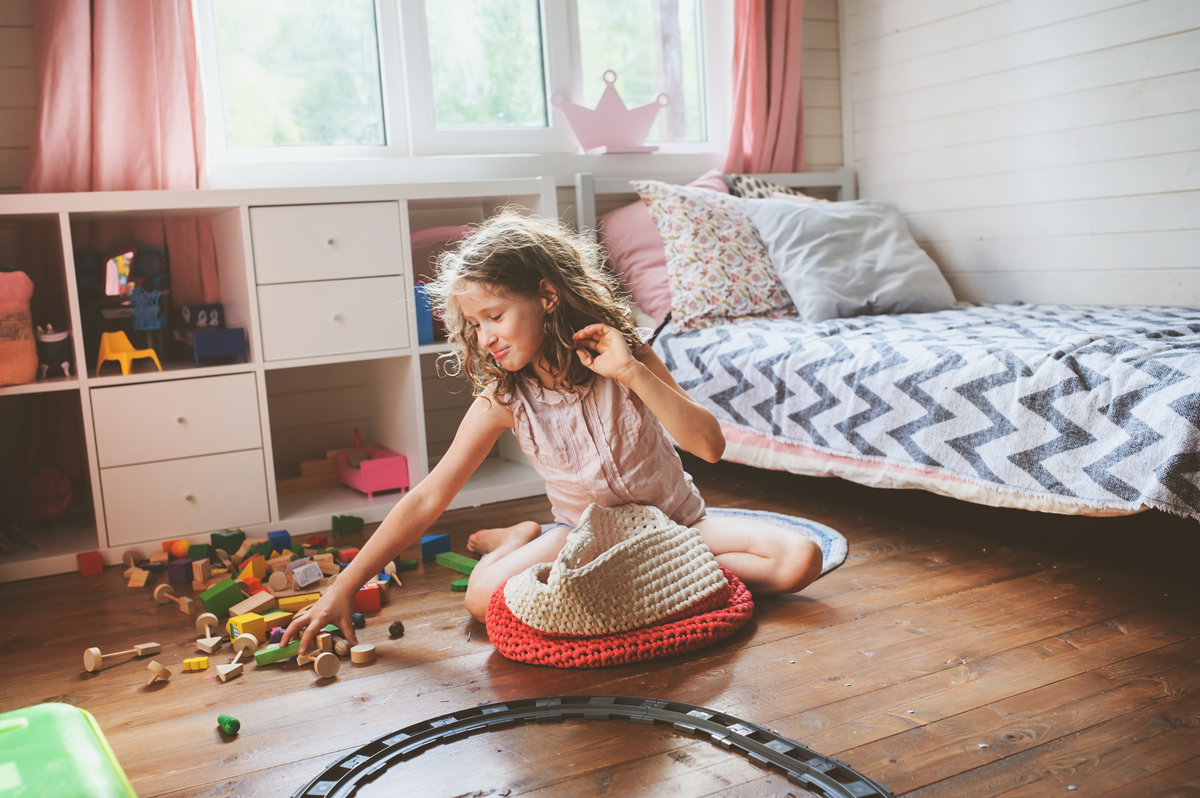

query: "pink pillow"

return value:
[597, 168, 727, 323]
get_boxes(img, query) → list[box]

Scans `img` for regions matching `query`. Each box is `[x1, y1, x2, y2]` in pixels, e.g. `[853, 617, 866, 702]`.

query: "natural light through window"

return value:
[210, 0, 386, 147]
[424, 0, 548, 128]
[577, 0, 705, 142]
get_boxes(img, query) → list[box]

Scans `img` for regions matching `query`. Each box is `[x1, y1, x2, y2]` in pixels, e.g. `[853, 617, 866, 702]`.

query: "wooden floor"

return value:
[2, 456, 1198, 797]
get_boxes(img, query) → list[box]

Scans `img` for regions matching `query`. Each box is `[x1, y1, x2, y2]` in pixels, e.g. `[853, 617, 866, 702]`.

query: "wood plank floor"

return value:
[2, 456, 1197, 797]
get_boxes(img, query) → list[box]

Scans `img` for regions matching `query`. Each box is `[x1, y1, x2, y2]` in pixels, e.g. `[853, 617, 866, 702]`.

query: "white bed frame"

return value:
[573, 167, 858, 233]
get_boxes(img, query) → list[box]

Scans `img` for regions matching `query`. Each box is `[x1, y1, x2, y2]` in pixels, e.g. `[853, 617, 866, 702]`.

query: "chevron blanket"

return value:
[654, 304, 1200, 520]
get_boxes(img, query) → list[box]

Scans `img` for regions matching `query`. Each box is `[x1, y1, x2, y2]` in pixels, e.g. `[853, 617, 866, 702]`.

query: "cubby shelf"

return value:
[0, 178, 556, 581]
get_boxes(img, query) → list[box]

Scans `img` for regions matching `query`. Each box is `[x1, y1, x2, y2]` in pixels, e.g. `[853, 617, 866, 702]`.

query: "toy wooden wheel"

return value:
[313, 651, 340, 679]
[122, 549, 144, 567]
[350, 644, 376, 664]
[196, 612, 218, 636]
[153, 584, 176, 604]
[83, 647, 104, 673]
[233, 633, 259, 656]
[268, 571, 288, 592]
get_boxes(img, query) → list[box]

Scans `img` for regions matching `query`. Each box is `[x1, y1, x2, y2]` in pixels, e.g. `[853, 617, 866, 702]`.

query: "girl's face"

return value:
[456, 281, 557, 380]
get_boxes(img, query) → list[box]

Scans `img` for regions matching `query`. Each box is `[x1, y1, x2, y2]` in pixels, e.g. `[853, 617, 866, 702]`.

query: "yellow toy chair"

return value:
[95, 331, 162, 376]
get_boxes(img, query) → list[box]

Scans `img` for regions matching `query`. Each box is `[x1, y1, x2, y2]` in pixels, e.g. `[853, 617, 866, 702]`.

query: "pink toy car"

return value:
[337, 446, 409, 499]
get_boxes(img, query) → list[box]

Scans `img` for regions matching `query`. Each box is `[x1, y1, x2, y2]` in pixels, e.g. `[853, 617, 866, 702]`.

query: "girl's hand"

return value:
[573, 324, 640, 383]
[280, 588, 358, 656]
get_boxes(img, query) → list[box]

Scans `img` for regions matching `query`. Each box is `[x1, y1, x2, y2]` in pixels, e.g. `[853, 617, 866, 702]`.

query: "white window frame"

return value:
[195, 0, 732, 178]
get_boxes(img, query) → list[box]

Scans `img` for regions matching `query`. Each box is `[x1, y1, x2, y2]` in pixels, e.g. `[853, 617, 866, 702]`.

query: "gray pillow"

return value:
[742, 198, 956, 323]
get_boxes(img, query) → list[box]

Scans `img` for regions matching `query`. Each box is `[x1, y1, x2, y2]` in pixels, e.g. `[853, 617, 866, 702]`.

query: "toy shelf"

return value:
[0, 375, 80, 398]
[0, 518, 98, 582]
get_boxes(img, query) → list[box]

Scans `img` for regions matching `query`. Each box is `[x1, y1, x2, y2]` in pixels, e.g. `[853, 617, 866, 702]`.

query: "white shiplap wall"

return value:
[842, 0, 1200, 305]
[804, 0, 845, 170]
[0, 0, 34, 194]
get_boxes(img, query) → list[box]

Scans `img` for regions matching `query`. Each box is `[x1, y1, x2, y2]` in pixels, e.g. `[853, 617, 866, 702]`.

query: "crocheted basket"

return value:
[486, 503, 755, 667]
[0, 271, 37, 386]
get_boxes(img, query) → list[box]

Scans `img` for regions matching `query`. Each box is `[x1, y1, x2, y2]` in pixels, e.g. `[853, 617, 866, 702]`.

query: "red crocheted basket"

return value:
[486, 566, 754, 668]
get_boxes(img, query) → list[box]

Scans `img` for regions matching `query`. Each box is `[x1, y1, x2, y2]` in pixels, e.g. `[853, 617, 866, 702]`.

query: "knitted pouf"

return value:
[486, 566, 754, 668]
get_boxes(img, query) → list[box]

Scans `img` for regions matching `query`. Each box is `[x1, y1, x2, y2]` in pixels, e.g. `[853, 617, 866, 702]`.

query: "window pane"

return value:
[211, 0, 385, 147]
[577, 0, 705, 142]
[425, 0, 547, 128]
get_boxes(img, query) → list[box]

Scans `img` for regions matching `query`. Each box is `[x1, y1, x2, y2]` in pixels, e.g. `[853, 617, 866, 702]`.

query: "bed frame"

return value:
[573, 167, 858, 233]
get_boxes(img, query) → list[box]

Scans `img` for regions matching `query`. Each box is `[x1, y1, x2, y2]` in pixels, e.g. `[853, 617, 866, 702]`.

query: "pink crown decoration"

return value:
[552, 71, 669, 154]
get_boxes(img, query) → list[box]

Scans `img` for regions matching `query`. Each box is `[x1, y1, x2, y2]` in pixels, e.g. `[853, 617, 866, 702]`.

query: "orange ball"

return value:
[171, 539, 191, 559]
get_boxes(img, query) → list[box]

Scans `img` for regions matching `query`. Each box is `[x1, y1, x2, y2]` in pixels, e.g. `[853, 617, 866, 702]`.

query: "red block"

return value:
[306, 535, 328, 547]
[76, 550, 103, 577]
[240, 576, 262, 593]
[353, 583, 381, 613]
[338, 547, 360, 563]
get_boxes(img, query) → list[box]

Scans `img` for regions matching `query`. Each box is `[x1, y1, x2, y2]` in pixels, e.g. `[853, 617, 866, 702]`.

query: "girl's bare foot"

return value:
[467, 520, 542, 556]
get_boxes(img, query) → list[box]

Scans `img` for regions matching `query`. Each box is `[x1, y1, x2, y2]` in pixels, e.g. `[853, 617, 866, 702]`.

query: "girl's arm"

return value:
[573, 324, 724, 463]
[281, 395, 514, 654]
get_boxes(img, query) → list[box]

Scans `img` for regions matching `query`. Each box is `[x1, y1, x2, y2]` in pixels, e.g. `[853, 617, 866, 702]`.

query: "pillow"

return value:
[726, 173, 814, 200]
[634, 180, 796, 334]
[597, 168, 727, 323]
[741, 198, 957, 323]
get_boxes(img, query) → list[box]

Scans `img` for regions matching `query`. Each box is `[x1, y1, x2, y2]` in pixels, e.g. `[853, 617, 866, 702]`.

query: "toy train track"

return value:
[293, 695, 894, 798]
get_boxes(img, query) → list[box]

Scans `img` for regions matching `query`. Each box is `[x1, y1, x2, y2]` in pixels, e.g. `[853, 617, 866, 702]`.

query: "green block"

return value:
[290, 542, 307, 555]
[187, 543, 211, 562]
[211, 529, 245, 557]
[397, 558, 418, 571]
[249, 541, 274, 559]
[199, 578, 243, 618]
[435, 551, 478, 576]
[451, 578, 469, 592]
[318, 547, 340, 560]
[254, 639, 300, 666]
[331, 514, 364, 536]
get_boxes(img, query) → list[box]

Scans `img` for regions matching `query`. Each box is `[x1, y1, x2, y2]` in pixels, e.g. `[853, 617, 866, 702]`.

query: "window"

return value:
[196, 0, 728, 163]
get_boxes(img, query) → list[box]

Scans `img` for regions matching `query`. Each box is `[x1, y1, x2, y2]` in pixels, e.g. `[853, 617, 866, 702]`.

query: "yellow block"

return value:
[276, 593, 321, 614]
[239, 555, 266, 580]
[227, 612, 266, 642]
[183, 656, 209, 671]
[261, 610, 295, 632]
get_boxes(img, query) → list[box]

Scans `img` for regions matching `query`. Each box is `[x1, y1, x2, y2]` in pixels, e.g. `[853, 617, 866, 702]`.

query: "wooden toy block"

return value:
[267, 529, 291, 553]
[200, 578, 244, 618]
[267, 571, 289, 592]
[183, 656, 209, 671]
[331, 514, 364, 536]
[238, 576, 262, 595]
[167, 557, 194, 585]
[227, 612, 266, 642]
[217, 714, 240, 735]
[350, 644, 376, 664]
[353, 583, 381, 613]
[127, 568, 150, 588]
[77, 550, 103, 577]
[253, 639, 300, 666]
[396, 557, 419, 571]
[153, 584, 193, 614]
[420, 534, 450, 562]
[306, 535, 328, 547]
[248, 541, 274, 560]
[149, 551, 169, 565]
[145, 660, 172, 685]
[161, 540, 178, 554]
[369, 578, 391, 605]
[435, 552, 479, 576]
[217, 633, 258, 682]
[196, 612, 224, 653]
[276, 593, 320, 614]
[192, 558, 212, 583]
[238, 554, 266, 581]
[192, 576, 225, 592]
[338, 547, 360, 562]
[261, 610, 294, 631]
[233, 539, 254, 561]
[216, 662, 243, 682]
[266, 554, 292, 573]
[289, 562, 323, 590]
[451, 578, 469, 592]
[186, 543, 211, 561]
[313, 651, 340, 679]
[317, 559, 340, 576]
[211, 529, 245, 557]
[316, 632, 333, 653]
[227, 590, 277, 618]
[83, 642, 162, 672]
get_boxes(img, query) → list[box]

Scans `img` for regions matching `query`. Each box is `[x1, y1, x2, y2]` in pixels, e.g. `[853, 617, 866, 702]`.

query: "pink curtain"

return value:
[724, 0, 806, 174]
[25, 0, 219, 306]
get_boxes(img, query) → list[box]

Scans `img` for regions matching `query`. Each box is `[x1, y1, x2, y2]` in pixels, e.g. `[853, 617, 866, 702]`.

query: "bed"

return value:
[576, 169, 1200, 522]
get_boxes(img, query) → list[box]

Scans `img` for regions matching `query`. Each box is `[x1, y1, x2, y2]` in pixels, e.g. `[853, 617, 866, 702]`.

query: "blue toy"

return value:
[420, 534, 451, 562]
[267, 530, 292, 554]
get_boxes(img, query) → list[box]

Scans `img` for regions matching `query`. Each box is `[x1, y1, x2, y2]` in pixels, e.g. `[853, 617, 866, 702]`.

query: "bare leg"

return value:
[694, 516, 823, 595]
[464, 523, 571, 622]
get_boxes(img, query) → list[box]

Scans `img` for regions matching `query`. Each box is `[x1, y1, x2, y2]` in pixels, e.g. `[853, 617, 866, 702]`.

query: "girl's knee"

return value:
[780, 535, 822, 593]
[464, 581, 493, 623]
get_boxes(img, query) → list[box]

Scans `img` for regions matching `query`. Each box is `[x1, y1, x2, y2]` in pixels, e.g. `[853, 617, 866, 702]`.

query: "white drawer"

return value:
[251, 202, 405, 285]
[102, 449, 270, 547]
[91, 373, 262, 467]
[258, 276, 410, 361]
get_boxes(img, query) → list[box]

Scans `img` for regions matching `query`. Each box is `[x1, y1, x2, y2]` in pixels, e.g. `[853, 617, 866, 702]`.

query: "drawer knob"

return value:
[184, 493, 196, 502]
[332, 314, 344, 323]
[326, 238, 335, 246]
[176, 416, 186, 425]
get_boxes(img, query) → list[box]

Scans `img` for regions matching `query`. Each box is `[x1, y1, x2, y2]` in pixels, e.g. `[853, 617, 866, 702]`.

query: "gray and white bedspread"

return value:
[653, 304, 1200, 520]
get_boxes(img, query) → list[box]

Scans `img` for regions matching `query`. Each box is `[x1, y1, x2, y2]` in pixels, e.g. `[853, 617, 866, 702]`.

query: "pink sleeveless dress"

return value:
[503, 374, 706, 529]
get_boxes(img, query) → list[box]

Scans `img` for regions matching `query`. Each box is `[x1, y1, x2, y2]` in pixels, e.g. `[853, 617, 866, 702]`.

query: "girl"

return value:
[282, 212, 821, 655]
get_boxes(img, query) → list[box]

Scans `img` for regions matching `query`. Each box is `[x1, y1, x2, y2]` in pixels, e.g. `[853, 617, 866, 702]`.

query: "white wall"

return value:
[0, 0, 33, 195]
[803, 0, 845, 170]
[842, 0, 1200, 306]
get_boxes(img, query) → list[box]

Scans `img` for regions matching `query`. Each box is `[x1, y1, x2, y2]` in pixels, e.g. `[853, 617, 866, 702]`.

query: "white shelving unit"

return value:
[0, 178, 556, 582]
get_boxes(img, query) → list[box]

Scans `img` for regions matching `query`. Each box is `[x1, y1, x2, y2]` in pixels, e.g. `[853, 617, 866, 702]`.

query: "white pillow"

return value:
[742, 198, 956, 323]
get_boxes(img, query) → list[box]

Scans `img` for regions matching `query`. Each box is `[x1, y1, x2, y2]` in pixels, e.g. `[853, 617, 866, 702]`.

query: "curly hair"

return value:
[426, 209, 641, 402]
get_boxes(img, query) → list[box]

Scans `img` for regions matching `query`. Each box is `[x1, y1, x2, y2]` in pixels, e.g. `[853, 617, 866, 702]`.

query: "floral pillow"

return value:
[633, 180, 796, 334]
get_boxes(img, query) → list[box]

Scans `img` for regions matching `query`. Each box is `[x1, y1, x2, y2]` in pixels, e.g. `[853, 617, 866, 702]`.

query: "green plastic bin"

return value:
[0, 703, 136, 797]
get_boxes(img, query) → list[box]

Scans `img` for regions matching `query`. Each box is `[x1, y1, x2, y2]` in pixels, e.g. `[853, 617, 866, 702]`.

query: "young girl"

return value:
[282, 212, 822, 655]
